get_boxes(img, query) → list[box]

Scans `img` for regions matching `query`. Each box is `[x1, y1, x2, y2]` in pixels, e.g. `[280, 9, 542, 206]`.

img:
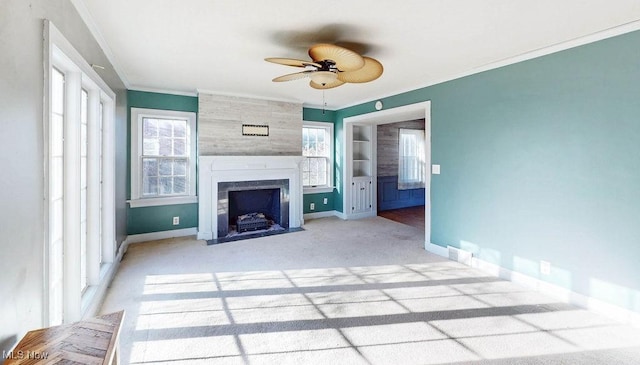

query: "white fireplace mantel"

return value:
[197, 155, 304, 240]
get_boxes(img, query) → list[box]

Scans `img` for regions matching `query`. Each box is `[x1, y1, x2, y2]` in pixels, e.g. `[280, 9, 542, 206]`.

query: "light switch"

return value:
[432, 164, 441, 174]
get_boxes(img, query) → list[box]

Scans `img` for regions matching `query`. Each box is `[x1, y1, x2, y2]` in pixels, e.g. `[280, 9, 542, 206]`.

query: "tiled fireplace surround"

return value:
[197, 156, 304, 240]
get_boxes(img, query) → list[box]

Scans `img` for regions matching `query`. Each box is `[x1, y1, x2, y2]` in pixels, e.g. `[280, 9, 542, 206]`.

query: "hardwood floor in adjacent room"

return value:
[378, 205, 425, 231]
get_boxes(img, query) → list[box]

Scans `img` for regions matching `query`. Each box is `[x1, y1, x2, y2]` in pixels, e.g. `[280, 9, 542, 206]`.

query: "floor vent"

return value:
[448, 246, 473, 266]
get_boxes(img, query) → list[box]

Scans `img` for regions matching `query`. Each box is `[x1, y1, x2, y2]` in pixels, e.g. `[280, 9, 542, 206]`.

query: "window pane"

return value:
[51, 114, 64, 157]
[51, 158, 63, 199]
[143, 139, 159, 155]
[303, 126, 330, 158]
[309, 158, 318, 184]
[81, 89, 88, 124]
[52, 68, 65, 114]
[143, 158, 158, 178]
[309, 128, 318, 155]
[317, 159, 327, 185]
[81, 124, 87, 156]
[302, 127, 311, 156]
[159, 138, 172, 156]
[303, 171, 310, 186]
[143, 176, 158, 196]
[80, 157, 87, 187]
[159, 177, 173, 195]
[174, 159, 187, 176]
[303, 157, 327, 187]
[174, 138, 186, 156]
[159, 159, 173, 176]
[143, 118, 157, 137]
[173, 177, 187, 194]
[173, 121, 186, 137]
[159, 119, 172, 137]
[398, 129, 426, 189]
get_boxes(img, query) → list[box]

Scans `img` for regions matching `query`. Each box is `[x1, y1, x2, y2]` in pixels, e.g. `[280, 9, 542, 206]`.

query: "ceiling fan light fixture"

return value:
[266, 43, 382, 89]
[309, 71, 337, 86]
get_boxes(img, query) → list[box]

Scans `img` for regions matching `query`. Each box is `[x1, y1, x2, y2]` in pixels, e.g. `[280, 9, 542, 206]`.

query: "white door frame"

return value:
[343, 101, 432, 247]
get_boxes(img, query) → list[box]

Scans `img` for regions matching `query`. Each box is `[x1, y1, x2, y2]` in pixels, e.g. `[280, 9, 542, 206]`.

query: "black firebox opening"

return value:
[228, 188, 281, 232]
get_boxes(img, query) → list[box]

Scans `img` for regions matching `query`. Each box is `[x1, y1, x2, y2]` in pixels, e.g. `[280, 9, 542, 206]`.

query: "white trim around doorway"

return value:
[343, 101, 432, 248]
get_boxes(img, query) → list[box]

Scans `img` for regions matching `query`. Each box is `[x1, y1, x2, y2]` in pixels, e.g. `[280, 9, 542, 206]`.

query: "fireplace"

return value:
[217, 179, 289, 238]
[197, 156, 304, 240]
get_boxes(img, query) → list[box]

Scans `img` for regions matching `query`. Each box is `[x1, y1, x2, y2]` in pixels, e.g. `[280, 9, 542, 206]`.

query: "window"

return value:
[80, 89, 88, 292]
[46, 20, 116, 324]
[49, 67, 65, 326]
[302, 122, 333, 193]
[130, 108, 197, 207]
[398, 128, 426, 190]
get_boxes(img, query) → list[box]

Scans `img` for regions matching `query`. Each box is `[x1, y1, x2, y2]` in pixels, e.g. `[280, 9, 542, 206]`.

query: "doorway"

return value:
[343, 101, 432, 247]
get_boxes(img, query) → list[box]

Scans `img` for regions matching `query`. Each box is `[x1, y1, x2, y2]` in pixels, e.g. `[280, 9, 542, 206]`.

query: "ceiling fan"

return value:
[265, 43, 383, 89]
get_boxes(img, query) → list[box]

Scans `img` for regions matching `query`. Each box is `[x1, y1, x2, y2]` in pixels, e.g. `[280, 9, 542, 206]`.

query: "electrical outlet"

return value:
[540, 260, 551, 275]
[172, 216, 180, 225]
[310, 203, 315, 211]
[323, 197, 328, 204]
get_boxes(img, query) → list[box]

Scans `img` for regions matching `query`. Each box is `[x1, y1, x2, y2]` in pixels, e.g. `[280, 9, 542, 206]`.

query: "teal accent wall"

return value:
[303, 192, 335, 214]
[335, 30, 640, 313]
[128, 204, 198, 235]
[127, 90, 199, 234]
[302, 107, 336, 214]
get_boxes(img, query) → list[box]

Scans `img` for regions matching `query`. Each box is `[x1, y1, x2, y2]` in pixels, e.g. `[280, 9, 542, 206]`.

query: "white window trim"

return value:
[303, 121, 334, 194]
[129, 108, 197, 208]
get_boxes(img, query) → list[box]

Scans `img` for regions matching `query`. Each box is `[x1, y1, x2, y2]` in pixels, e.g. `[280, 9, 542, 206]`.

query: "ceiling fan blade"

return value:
[272, 71, 313, 82]
[308, 43, 364, 72]
[337, 57, 383, 83]
[309, 79, 345, 90]
[265, 57, 321, 68]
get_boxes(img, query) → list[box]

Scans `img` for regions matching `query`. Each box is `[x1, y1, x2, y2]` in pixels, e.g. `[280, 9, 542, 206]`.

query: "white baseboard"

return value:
[425, 242, 640, 327]
[197, 231, 213, 240]
[425, 243, 640, 327]
[304, 210, 340, 220]
[471, 257, 640, 327]
[334, 211, 347, 220]
[125, 227, 198, 245]
[425, 241, 448, 257]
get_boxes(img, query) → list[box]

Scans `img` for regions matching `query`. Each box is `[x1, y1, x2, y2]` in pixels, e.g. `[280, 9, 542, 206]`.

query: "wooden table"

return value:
[3, 311, 124, 365]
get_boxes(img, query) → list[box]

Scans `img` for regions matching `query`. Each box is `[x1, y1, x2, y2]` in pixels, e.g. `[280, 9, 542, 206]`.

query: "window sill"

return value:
[304, 186, 334, 194]
[128, 195, 198, 208]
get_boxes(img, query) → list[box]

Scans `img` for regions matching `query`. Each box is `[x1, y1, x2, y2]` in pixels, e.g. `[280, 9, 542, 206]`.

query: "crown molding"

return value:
[70, 0, 131, 89]
[341, 19, 640, 110]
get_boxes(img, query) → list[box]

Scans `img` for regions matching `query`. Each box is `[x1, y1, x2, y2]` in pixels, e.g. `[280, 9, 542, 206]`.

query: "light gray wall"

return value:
[377, 119, 425, 176]
[0, 0, 127, 352]
[198, 93, 303, 155]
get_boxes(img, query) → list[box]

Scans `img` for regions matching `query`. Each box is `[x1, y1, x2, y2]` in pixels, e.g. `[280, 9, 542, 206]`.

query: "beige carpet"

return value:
[100, 216, 640, 364]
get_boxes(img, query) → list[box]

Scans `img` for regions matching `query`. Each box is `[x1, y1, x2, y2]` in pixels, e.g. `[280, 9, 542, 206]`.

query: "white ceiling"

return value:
[74, 0, 640, 109]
